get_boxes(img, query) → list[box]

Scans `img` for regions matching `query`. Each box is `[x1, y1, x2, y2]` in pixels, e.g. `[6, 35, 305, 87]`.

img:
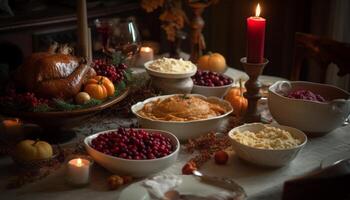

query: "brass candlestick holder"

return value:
[240, 57, 269, 123]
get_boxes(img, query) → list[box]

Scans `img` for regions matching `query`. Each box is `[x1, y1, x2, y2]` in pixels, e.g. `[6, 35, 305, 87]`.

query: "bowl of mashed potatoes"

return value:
[228, 123, 307, 167]
[144, 58, 197, 94]
[145, 58, 197, 78]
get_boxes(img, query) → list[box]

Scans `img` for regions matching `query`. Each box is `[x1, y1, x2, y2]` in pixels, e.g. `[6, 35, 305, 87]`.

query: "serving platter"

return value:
[0, 88, 129, 143]
[119, 175, 246, 200]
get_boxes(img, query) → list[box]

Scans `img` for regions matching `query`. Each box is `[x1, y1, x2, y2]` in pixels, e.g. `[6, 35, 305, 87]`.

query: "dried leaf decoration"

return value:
[141, 0, 219, 42]
[141, 0, 165, 12]
[159, 7, 186, 41]
[141, 0, 186, 42]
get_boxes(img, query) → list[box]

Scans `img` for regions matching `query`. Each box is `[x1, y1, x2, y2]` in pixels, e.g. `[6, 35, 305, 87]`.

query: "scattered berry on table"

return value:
[182, 161, 198, 175]
[214, 150, 229, 165]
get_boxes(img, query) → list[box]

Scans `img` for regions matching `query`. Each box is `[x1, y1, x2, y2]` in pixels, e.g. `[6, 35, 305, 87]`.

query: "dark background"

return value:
[202, 0, 334, 80]
[0, 0, 338, 81]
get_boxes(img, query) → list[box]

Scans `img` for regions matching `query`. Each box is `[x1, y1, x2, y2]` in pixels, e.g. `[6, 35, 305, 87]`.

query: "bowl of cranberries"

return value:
[191, 70, 234, 98]
[268, 81, 350, 135]
[84, 128, 179, 177]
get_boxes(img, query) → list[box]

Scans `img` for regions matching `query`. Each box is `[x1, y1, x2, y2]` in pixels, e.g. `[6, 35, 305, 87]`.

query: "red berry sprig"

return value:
[92, 59, 128, 84]
[0, 89, 49, 108]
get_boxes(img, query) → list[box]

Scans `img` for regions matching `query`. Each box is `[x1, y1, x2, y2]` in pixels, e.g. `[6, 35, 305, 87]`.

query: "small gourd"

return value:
[224, 80, 248, 116]
[75, 92, 91, 104]
[15, 139, 53, 161]
[84, 76, 115, 100]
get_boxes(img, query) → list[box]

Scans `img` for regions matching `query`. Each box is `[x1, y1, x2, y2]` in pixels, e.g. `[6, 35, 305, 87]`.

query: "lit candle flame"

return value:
[255, 3, 261, 17]
[76, 158, 83, 167]
[141, 46, 152, 53]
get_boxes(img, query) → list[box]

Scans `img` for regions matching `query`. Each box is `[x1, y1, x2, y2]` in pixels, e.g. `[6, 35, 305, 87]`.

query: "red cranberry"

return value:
[287, 90, 326, 102]
[192, 70, 233, 87]
[90, 128, 174, 160]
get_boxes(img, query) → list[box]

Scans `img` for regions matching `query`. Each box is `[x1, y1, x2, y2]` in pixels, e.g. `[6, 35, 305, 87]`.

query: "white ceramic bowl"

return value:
[131, 94, 233, 141]
[228, 123, 307, 167]
[144, 60, 197, 94]
[192, 82, 233, 98]
[84, 128, 180, 177]
[268, 81, 350, 135]
[191, 73, 234, 98]
[144, 60, 197, 79]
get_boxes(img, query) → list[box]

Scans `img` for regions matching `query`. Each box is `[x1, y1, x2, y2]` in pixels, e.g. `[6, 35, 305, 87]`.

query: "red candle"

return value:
[247, 4, 266, 63]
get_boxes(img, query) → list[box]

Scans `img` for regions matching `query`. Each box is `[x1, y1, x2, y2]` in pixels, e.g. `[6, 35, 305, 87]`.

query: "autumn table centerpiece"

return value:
[0, 43, 131, 143]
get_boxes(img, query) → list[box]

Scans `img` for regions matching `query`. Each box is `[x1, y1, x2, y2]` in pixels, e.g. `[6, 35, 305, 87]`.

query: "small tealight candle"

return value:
[2, 118, 22, 135]
[66, 158, 91, 186]
[138, 46, 154, 66]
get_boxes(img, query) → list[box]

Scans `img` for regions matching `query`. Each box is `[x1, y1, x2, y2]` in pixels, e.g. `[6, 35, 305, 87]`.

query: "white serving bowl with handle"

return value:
[268, 81, 350, 135]
[228, 123, 307, 167]
[131, 94, 233, 141]
[84, 128, 180, 177]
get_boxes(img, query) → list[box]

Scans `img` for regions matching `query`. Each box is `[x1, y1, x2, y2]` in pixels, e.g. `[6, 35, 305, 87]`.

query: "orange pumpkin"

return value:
[229, 95, 248, 116]
[197, 52, 226, 73]
[225, 87, 247, 97]
[84, 76, 115, 100]
[225, 80, 248, 116]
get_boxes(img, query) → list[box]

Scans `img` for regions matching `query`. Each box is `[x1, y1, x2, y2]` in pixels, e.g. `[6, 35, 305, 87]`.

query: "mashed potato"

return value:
[232, 126, 301, 150]
[148, 58, 195, 73]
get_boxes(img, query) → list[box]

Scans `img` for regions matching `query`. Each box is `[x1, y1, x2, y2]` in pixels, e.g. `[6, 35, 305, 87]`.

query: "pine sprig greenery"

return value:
[111, 51, 125, 66]
[53, 98, 103, 111]
[32, 104, 54, 112]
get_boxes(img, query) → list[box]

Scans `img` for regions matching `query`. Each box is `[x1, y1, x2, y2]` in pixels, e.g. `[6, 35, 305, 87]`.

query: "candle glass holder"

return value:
[0, 118, 24, 144]
[135, 46, 154, 67]
[65, 155, 94, 187]
[240, 57, 269, 123]
[94, 18, 141, 60]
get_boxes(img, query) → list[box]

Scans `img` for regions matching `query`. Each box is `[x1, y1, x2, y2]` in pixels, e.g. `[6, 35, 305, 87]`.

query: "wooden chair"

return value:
[291, 32, 350, 82]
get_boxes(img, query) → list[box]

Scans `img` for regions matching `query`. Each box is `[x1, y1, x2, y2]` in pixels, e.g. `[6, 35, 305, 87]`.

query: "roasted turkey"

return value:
[16, 43, 96, 99]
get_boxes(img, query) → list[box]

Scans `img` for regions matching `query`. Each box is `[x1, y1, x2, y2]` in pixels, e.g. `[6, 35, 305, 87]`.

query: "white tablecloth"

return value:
[1, 122, 349, 200]
[0, 68, 348, 200]
[132, 66, 287, 86]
